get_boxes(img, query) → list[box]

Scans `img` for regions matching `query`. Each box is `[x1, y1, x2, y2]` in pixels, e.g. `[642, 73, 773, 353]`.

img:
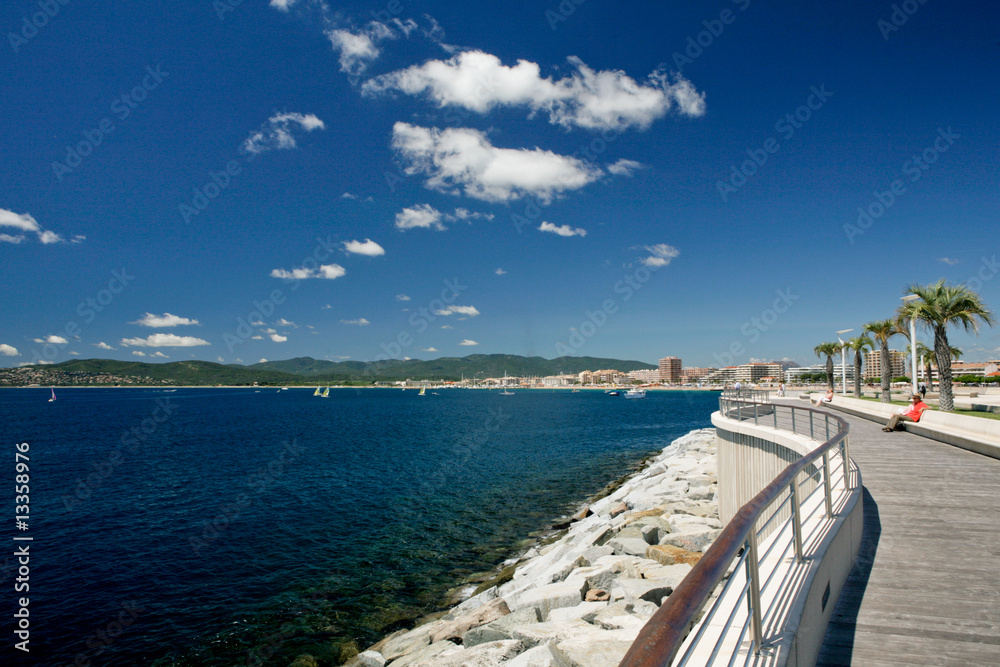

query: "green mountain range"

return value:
[3, 354, 656, 386]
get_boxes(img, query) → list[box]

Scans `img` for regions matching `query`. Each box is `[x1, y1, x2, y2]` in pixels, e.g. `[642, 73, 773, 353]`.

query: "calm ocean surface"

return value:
[0, 387, 717, 666]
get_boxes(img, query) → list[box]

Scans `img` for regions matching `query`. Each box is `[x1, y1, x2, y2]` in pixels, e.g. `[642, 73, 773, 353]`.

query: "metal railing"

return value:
[721, 388, 771, 404]
[619, 396, 854, 667]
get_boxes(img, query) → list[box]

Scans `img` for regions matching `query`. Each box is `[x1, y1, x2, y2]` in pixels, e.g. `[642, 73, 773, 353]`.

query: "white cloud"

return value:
[131, 312, 200, 327]
[270, 333, 288, 342]
[326, 18, 417, 75]
[120, 334, 211, 347]
[639, 243, 680, 267]
[340, 192, 357, 199]
[539, 221, 586, 237]
[259, 358, 268, 363]
[270, 264, 346, 280]
[217, 356, 225, 362]
[495, 268, 506, 275]
[0, 344, 18, 356]
[396, 294, 411, 301]
[152, 351, 169, 358]
[276, 318, 297, 327]
[251, 335, 264, 340]
[20, 360, 53, 366]
[34, 335, 68, 345]
[938, 257, 960, 265]
[68, 351, 80, 355]
[94, 342, 114, 350]
[322, 304, 333, 309]
[132, 350, 147, 357]
[343, 238, 385, 256]
[423, 347, 438, 352]
[441, 325, 453, 329]
[365, 51, 706, 130]
[392, 123, 602, 203]
[241, 112, 325, 155]
[269, 0, 298, 10]
[607, 159, 644, 177]
[0, 208, 69, 245]
[458, 339, 479, 346]
[396, 203, 446, 231]
[341, 318, 370, 326]
[433, 305, 480, 317]
[448, 208, 494, 222]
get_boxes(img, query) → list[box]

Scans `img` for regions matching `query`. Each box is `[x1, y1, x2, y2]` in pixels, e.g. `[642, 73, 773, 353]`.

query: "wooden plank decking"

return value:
[814, 409, 1000, 666]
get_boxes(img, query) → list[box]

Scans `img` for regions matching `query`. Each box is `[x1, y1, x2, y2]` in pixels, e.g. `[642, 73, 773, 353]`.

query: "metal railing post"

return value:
[841, 438, 851, 489]
[791, 407, 796, 435]
[774, 405, 778, 429]
[809, 411, 814, 440]
[822, 451, 833, 518]
[745, 532, 764, 654]
[789, 474, 804, 562]
[754, 402, 758, 425]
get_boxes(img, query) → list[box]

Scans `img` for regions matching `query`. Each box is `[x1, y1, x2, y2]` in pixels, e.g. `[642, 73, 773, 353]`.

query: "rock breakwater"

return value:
[344, 427, 719, 667]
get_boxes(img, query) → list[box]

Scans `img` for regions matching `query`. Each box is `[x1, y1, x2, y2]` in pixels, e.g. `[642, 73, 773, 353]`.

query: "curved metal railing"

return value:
[619, 396, 854, 667]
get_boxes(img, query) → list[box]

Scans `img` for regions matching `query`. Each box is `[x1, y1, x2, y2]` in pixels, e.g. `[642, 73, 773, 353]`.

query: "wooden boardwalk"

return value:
[814, 409, 1000, 666]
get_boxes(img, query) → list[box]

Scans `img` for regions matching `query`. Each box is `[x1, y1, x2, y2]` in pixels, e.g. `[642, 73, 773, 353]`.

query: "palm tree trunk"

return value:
[935, 325, 954, 411]
[854, 357, 863, 397]
[879, 343, 891, 402]
[826, 354, 834, 391]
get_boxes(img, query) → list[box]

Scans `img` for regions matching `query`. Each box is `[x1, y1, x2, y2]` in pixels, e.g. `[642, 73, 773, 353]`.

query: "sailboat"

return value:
[313, 387, 321, 397]
[500, 371, 514, 396]
[48, 388, 57, 402]
[321, 386, 330, 398]
[418, 386, 426, 396]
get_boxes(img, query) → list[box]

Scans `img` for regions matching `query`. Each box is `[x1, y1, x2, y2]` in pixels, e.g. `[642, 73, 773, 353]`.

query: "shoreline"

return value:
[340, 427, 720, 667]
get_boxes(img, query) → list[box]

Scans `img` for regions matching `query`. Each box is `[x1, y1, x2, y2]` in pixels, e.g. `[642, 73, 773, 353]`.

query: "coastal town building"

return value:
[704, 362, 786, 385]
[863, 350, 907, 379]
[948, 361, 1000, 379]
[627, 369, 661, 383]
[784, 363, 854, 383]
[682, 367, 716, 383]
[658, 356, 682, 383]
[578, 369, 627, 385]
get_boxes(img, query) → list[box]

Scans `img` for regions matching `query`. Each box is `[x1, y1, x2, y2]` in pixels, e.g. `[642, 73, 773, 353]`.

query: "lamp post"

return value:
[901, 295, 920, 394]
[836, 329, 853, 394]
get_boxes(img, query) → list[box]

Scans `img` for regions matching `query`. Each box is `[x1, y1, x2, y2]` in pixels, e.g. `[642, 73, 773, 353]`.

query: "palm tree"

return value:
[814, 342, 839, 391]
[898, 280, 995, 411]
[847, 334, 874, 398]
[864, 319, 902, 403]
[909, 341, 960, 390]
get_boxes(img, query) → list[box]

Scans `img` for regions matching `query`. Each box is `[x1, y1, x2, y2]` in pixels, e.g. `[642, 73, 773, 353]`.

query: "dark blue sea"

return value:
[0, 387, 717, 666]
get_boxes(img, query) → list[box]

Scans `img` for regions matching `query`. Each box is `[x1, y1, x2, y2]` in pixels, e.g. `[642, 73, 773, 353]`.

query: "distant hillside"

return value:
[250, 354, 656, 380]
[3, 354, 656, 386]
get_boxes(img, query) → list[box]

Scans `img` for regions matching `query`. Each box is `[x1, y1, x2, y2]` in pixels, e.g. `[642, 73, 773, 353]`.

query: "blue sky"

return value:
[2, 0, 998, 369]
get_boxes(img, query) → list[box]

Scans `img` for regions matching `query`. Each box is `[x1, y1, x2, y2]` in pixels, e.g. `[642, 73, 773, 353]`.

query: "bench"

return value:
[807, 394, 1000, 460]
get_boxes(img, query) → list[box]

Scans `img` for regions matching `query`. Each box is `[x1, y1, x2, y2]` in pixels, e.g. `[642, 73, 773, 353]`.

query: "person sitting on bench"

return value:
[883, 394, 928, 432]
[811, 388, 834, 406]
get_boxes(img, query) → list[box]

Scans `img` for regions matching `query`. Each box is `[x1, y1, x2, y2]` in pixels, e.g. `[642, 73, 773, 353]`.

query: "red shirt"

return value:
[905, 401, 928, 421]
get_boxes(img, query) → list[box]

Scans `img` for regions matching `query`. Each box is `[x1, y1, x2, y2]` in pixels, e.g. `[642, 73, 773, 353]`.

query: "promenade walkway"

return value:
[796, 402, 1000, 665]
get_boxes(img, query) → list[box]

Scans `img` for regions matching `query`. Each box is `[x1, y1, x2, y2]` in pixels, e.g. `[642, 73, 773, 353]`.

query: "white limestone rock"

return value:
[510, 619, 596, 649]
[463, 606, 541, 647]
[550, 628, 638, 667]
[505, 643, 559, 667]
[591, 600, 658, 631]
[343, 650, 387, 667]
[610, 577, 675, 606]
[410, 639, 525, 667]
[507, 583, 583, 619]
[386, 640, 459, 667]
[546, 601, 608, 623]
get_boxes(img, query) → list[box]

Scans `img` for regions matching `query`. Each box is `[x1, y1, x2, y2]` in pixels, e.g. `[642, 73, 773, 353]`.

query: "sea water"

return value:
[0, 387, 717, 665]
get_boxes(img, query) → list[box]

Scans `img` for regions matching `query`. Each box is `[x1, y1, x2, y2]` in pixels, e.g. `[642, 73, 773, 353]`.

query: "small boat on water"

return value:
[606, 390, 620, 396]
[321, 386, 330, 398]
[313, 387, 322, 397]
[624, 388, 646, 399]
[48, 388, 57, 402]
[418, 386, 426, 396]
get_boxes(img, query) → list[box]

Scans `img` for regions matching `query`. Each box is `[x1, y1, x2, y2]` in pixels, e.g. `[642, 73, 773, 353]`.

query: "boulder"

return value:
[550, 628, 637, 667]
[412, 639, 525, 667]
[505, 643, 558, 667]
[343, 651, 387, 667]
[584, 589, 609, 602]
[463, 607, 541, 647]
[609, 502, 629, 518]
[578, 545, 614, 566]
[591, 600, 657, 631]
[511, 619, 596, 649]
[607, 535, 651, 558]
[547, 601, 607, 623]
[646, 544, 702, 567]
[610, 578, 674, 606]
[659, 529, 720, 553]
[507, 583, 583, 619]
[385, 640, 459, 667]
[430, 597, 511, 643]
[372, 623, 441, 662]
